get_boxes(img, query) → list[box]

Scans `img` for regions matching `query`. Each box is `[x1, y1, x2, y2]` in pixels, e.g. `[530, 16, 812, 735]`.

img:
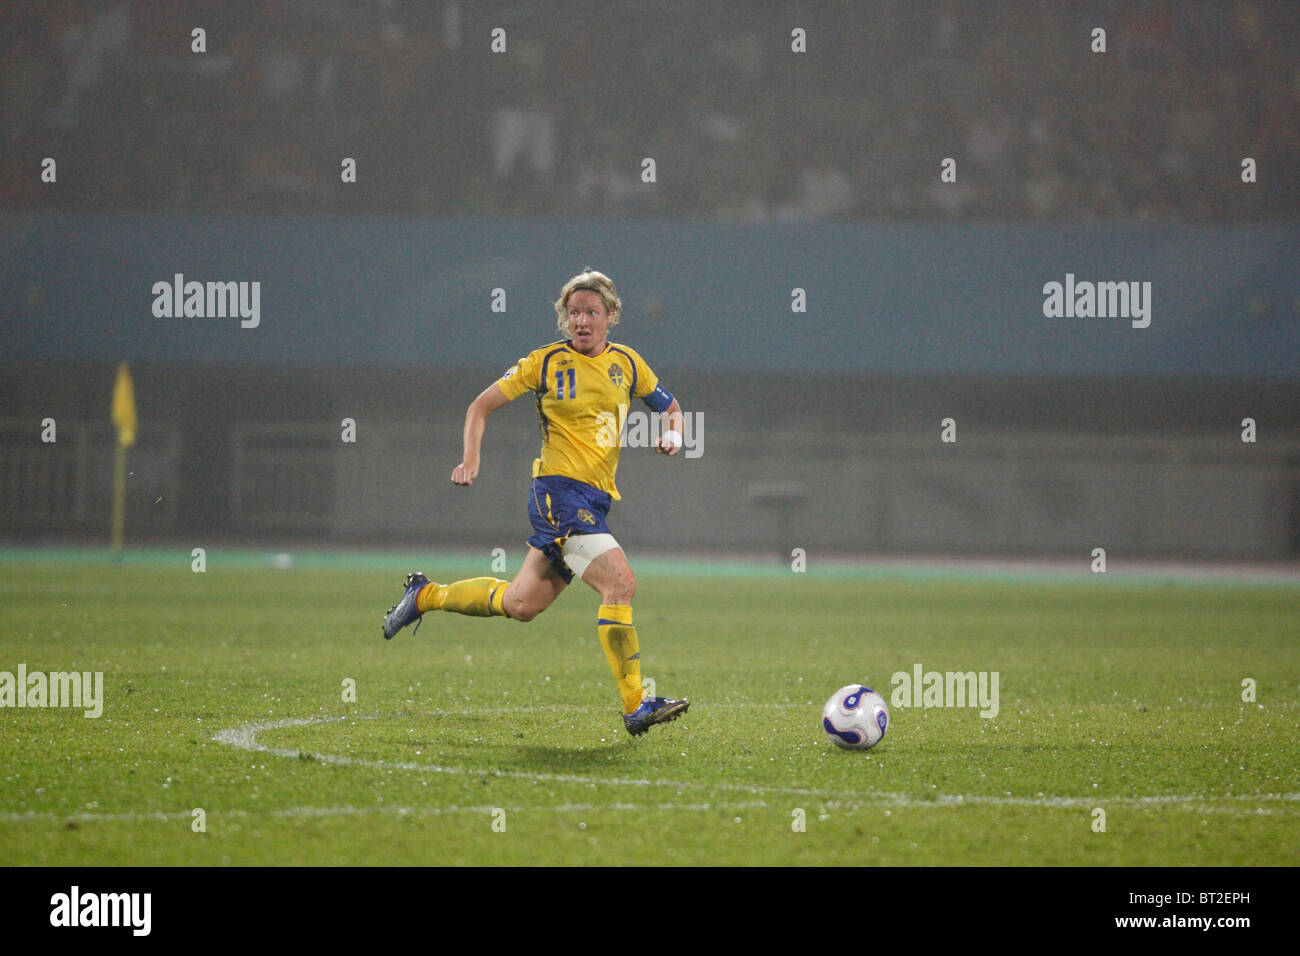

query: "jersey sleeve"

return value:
[495, 348, 543, 401]
[622, 345, 675, 412]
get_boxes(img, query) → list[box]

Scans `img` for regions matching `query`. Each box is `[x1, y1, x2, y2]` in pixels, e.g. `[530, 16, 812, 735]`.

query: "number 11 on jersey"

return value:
[555, 368, 575, 400]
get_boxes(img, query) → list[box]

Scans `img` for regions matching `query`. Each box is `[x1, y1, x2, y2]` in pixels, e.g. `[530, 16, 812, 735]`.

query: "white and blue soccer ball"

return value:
[821, 685, 889, 750]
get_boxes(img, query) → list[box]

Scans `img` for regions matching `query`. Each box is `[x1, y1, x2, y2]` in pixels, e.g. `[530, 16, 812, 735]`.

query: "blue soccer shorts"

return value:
[526, 475, 614, 583]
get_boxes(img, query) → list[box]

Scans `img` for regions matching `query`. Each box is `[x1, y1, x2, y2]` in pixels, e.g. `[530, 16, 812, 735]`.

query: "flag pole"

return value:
[110, 362, 137, 563]
[111, 435, 126, 561]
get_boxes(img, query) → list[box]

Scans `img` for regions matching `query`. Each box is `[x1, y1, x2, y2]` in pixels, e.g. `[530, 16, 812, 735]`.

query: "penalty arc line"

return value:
[211, 713, 1300, 813]
[213, 714, 835, 798]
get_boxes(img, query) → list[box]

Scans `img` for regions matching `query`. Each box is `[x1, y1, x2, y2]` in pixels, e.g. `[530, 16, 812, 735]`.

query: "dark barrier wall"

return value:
[4, 361, 1298, 556]
[4, 215, 1299, 379]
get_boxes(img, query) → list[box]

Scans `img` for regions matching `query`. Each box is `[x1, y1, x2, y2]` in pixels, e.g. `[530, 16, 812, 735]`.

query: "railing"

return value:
[0, 420, 180, 531]
[4, 420, 1296, 558]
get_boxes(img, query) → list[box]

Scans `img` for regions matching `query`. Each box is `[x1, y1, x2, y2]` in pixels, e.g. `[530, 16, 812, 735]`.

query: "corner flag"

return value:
[110, 363, 136, 556]
[112, 362, 137, 447]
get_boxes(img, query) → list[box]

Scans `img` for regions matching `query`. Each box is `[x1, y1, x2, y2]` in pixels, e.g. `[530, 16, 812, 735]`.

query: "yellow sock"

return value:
[598, 603, 643, 714]
[416, 577, 509, 617]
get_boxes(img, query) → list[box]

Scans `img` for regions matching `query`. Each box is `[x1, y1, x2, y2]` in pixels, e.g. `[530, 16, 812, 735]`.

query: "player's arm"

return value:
[454, 350, 540, 485]
[628, 349, 683, 457]
[451, 383, 511, 485]
[653, 397, 684, 456]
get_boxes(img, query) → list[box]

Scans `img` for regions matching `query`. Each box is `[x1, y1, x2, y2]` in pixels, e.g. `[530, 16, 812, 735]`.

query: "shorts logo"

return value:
[577, 508, 597, 525]
[607, 365, 624, 386]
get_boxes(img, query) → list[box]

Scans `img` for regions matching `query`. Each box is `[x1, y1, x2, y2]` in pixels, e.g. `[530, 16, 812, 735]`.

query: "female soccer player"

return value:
[382, 268, 689, 736]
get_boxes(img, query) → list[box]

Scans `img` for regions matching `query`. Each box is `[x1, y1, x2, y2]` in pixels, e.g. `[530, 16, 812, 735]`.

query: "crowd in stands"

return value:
[2, 0, 1295, 221]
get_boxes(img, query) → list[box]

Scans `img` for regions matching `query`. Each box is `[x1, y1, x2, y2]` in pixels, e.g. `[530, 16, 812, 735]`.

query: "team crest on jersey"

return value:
[608, 365, 624, 386]
[577, 508, 597, 525]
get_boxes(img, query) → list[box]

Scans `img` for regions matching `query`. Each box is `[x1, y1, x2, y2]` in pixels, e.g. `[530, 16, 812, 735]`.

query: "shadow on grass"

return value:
[508, 741, 638, 773]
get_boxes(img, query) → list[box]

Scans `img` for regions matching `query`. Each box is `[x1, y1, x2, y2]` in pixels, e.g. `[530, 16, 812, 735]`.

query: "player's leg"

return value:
[384, 476, 576, 639]
[577, 544, 642, 712]
[499, 546, 568, 622]
[566, 536, 688, 734]
[423, 545, 568, 620]
[383, 546, 568, 639]
[382, 568, 508, 639]
[416, 573, 510, 617]
[575, 543, 636, 605]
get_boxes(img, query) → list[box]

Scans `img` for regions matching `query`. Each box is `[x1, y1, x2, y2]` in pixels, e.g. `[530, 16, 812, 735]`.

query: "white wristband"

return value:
[662, 429, 682, 448]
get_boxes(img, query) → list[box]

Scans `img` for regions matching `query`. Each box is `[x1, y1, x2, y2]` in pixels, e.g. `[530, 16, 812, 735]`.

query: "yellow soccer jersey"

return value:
[495, 340, 670, 500]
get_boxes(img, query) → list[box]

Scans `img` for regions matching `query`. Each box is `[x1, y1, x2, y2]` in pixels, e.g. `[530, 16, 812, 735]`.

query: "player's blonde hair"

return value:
[554, 268, 622, 338]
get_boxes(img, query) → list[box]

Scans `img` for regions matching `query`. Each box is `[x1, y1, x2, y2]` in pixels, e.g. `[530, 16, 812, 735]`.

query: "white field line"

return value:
[3, 797, 1295, 826]
[0, 801, 772, 824]
[5, 709, 1293, 826]
[207, 712, 1300, 813]
[213, 714, 834, 798]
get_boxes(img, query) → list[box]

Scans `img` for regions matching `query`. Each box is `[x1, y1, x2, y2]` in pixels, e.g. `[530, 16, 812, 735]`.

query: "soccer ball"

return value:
[821, 685, 889, 750]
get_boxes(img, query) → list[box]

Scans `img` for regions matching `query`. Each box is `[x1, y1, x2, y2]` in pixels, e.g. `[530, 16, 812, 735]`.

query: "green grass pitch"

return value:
[1, 549, 1296, 866]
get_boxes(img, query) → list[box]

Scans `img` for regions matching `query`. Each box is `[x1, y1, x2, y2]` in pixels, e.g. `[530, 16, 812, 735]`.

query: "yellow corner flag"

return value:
[112, 362, 137, 448]
[111, 363, 136, 557]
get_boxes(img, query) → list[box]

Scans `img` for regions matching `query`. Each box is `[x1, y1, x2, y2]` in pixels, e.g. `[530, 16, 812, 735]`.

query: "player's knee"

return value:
[508, 599, 537, 622]
[506, 592, 547, 622]
[604, 568, 636, 605]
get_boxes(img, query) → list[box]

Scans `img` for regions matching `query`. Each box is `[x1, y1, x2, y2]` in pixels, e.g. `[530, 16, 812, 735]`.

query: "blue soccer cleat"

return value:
[382, 572, 430, 640]
[623, 695, 690, 736]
